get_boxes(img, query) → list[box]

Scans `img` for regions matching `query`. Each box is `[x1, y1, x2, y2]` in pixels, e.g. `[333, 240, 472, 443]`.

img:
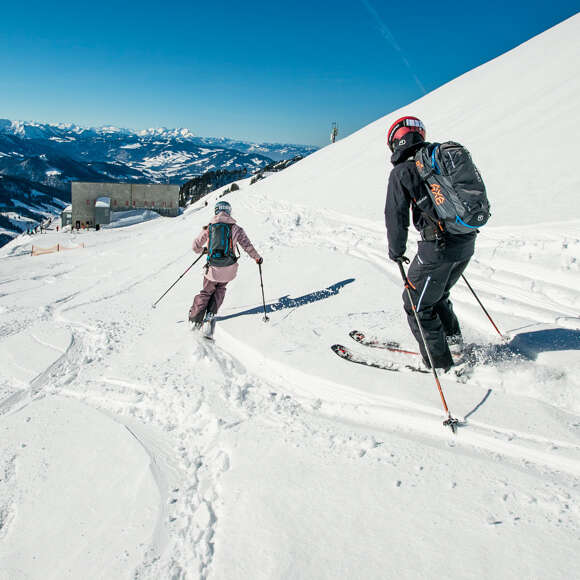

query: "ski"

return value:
[349, 330, 420, 356]
[331, 344, 428, 373]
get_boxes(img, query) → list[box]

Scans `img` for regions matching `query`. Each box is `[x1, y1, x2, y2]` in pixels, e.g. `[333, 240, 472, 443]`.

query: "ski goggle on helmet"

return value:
[387, 116, 426, 152]
[215, 201, 232, 215]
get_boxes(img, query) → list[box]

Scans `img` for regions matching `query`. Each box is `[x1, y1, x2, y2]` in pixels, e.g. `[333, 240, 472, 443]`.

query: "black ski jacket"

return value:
[385, 134, 476, 263]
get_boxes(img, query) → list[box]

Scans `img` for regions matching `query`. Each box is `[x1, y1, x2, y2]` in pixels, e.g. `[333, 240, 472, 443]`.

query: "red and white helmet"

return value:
[387, 116, 426, 152]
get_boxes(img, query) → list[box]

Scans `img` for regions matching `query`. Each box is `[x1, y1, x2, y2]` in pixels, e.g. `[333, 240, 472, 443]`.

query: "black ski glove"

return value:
[256, 257, 263, 265]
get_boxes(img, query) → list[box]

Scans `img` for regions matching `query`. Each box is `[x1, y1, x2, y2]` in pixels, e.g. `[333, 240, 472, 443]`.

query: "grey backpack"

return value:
[414, 142, 490, 234]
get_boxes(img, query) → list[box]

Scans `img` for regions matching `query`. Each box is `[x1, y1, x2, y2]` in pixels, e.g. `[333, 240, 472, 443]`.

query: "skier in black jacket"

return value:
[385, 116, 476, 371]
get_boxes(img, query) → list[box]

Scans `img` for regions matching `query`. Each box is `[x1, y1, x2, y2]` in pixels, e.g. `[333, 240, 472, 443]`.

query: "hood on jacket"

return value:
[390, 131, 427, 165]
[211, 212, 237, 225]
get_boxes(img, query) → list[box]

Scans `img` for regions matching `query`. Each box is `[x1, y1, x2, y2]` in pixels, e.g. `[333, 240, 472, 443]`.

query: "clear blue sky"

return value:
[0, 1, 577, 146]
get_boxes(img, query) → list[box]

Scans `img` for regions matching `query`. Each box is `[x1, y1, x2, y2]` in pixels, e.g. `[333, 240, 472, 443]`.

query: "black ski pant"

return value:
[402, 256, 470, 369]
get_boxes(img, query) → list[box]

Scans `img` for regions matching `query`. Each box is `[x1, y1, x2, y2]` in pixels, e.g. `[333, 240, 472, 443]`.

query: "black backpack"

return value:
[207, 223, 238, 267]
[414, 142, 490, 235]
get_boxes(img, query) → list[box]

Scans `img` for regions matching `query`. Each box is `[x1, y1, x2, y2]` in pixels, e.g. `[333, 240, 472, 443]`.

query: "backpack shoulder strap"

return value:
[414, 143, 440, 180]
[409, 195, 445, 234]
[410, 149, 446, 236]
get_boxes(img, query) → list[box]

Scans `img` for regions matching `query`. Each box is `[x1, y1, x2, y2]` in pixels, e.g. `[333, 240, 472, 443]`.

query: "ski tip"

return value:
[331, 344, 350, 357]
[349, 330, 364, 339]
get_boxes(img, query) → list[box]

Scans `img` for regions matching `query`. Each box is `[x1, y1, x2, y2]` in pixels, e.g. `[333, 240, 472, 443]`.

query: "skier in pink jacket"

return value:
[189, 201, 262, 331]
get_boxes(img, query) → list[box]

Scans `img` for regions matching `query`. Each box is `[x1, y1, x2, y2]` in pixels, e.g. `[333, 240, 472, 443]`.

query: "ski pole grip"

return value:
[397, 260, 407, 283]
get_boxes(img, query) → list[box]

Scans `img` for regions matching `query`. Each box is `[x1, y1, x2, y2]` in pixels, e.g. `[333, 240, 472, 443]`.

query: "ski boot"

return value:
[189, 307, 204, 331]
[447, 334, 464, 363]
[202, 312, 216, 340]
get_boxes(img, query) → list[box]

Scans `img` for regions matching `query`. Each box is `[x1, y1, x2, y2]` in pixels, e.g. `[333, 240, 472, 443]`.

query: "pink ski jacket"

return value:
[193, 213, 262, 283]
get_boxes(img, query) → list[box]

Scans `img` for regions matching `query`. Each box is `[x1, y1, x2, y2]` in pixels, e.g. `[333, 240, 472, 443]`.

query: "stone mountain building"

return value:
[71, 182, 180, 228]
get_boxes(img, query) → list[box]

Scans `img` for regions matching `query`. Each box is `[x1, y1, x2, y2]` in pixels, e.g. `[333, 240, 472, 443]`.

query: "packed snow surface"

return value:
[1, 13, 580, 580]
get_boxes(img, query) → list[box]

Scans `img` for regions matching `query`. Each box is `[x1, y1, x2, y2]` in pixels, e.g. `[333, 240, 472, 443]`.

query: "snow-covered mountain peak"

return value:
[137, 127, 196, 139]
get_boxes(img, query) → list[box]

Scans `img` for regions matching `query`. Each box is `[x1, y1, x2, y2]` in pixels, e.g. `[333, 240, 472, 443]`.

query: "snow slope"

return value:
[259, 12, 580, 227]
[1, 13, 580, 580]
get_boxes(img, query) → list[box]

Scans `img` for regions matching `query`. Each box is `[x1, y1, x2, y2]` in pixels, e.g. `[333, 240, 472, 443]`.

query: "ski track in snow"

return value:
[1, 193, 579, 578]
[255, 195, 580, 324]
[0, 164, 580, 580]
[0, 453, 18, 541]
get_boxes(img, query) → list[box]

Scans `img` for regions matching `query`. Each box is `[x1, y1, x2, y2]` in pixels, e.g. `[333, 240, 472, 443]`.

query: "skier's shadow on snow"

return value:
[480, 328, 580, 360]
[508, 328, 580, 360]
[217, 278, 355, 321]
[474, 328, 580, 363]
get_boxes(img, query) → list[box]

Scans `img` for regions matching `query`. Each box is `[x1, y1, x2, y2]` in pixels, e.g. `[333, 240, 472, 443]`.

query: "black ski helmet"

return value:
[387, 116, 426, 152]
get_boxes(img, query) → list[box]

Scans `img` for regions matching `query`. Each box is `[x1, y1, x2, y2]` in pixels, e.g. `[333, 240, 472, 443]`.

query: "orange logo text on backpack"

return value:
[415, 160, 424, 170]
[430, 184, 445, 206]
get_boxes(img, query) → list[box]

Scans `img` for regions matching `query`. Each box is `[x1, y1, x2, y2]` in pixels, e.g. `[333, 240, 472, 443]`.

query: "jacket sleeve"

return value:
[193, 227, 209, 254]
[235, 226, 261, 261]
[385, 168, 411, 260]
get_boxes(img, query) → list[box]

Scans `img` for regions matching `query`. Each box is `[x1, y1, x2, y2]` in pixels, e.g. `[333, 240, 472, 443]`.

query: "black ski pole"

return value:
[152, 251, 206, 309]
[258, 262, 269, 322]
[461, 274, 506, 341]
[397, 260, 459, 434]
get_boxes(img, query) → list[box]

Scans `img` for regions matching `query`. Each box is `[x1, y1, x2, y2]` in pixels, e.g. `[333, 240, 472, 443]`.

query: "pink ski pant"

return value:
[190, 277, 228, 319]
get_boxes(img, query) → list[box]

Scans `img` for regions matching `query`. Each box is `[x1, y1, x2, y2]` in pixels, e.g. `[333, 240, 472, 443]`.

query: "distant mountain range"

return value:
[0, 119, 317, 246]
